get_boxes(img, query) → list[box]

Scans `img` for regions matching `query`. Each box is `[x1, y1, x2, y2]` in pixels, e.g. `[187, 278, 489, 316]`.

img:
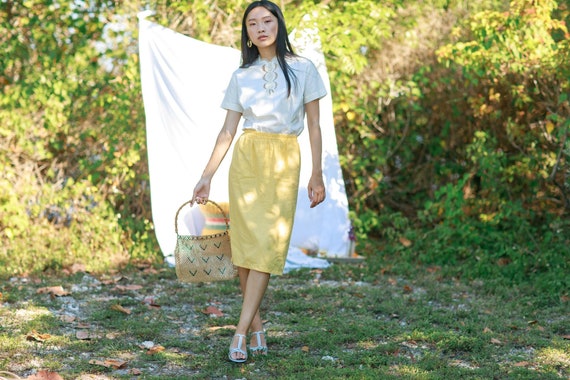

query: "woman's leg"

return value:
[237, 267, 265, 332]
[229, 266, 270, 360]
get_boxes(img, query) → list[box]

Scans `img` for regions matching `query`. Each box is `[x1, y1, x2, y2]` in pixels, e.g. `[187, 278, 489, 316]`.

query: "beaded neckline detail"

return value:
[262, 59, 278, 95]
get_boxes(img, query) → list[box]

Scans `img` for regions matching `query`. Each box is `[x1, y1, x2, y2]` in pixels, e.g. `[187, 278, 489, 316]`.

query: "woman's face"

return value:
[246, 6, 278, 51]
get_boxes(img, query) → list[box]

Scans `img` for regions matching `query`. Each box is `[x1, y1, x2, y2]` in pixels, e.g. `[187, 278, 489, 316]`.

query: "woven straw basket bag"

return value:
[174, 200, 237, 283]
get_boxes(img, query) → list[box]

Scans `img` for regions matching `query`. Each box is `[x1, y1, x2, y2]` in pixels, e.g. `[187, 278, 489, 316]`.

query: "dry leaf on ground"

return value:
[26, 330, 51, 342]
[206, 325, 236, 332]
[89, 359, 127, 369]
[106, 332, 121, 339]
[76, 331, 101, 340]
[201, 306, 224, 317]
[112, 284, 143, 292]
[399, 237, 412, 247]
[59, 315, 76, 323]
[110, 304, 131, 315]
[25, 370, 64, 380]
[36, 286, 70, 297]
[76, 331, 90, 340]
[146, 345, 165, 355]
[62, 263, 86, 275]
[513, 361, 531, 367]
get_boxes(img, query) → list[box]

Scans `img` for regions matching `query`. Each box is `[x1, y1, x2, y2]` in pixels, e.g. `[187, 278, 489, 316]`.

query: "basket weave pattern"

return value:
[174, 200, 237, 283]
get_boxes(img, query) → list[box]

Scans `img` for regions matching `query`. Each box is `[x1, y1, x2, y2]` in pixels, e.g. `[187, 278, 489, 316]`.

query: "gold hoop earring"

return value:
[247, 40, 252, 48]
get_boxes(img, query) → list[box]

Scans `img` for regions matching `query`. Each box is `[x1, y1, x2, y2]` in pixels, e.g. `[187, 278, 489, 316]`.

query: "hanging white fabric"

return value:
[137, 12, 350, 272]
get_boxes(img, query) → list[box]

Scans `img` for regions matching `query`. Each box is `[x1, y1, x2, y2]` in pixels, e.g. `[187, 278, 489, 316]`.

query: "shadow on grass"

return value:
[0, 251, 568, 379]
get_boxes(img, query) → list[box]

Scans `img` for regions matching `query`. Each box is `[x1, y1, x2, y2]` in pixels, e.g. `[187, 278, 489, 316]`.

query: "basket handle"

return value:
[174, 200, 229, 235]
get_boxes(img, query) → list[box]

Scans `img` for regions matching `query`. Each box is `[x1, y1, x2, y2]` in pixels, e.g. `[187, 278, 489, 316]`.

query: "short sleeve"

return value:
[221, 72, 243, 113]
[303, 60, 327, 104]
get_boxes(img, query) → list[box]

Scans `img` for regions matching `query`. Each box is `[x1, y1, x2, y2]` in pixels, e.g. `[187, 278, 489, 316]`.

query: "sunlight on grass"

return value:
[357, 340, 381, 350]
[14, 306, 51, 322]
[0, 336, 26, 353]
[1, 257, 568, 379]
[537, 347, 570, 369]
[448, 359, 479, 370]
[390, 364, 430, 377]
[405, 330, 430, 342]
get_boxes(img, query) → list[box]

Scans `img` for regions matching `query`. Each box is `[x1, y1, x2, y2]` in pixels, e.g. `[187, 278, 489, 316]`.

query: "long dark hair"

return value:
[240, 0, 297, 96]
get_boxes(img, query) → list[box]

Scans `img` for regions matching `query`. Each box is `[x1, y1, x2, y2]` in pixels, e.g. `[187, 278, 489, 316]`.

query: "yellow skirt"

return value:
[228, 130, 300, 275]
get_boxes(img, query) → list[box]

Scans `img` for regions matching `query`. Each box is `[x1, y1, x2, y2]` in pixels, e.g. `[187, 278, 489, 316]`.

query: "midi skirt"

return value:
[228, 130, 300, 275]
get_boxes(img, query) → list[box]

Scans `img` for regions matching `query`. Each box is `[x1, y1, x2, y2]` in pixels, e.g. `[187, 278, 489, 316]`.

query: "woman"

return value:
[191, 0, 327, 363]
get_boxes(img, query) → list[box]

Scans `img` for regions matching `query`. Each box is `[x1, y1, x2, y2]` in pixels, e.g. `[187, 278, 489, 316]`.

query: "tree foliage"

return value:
[0, 0, 150, 274]
[434, 0, 570, 217]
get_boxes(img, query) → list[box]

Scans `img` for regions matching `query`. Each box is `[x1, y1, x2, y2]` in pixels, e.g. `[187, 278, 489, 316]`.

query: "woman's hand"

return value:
[192, 178, 211, 205]
[308, 173, 326, 208]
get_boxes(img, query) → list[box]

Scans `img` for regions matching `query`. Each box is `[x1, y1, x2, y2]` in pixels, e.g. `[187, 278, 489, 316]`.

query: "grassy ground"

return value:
[0, 253, 568, 379]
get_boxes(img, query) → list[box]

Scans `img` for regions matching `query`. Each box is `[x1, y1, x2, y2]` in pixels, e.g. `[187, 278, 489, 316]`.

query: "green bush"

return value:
[329, 0, 570, 293]
[339, 0, 569, 231]
[0, 171, 128, 275]
[0, 0, 158, 278]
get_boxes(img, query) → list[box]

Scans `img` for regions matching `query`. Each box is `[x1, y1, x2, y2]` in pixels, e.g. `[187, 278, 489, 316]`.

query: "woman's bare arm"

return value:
[305, 99, 326, 208]
[192, 110, 242, 204]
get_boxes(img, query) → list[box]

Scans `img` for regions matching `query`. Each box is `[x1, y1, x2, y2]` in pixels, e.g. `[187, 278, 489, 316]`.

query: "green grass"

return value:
[0, 247, 568, 379]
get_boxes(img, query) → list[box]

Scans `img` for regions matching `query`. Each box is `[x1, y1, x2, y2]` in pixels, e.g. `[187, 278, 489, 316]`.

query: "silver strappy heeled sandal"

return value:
[249, 330, 268, 356]
[228, 334, 247, 363]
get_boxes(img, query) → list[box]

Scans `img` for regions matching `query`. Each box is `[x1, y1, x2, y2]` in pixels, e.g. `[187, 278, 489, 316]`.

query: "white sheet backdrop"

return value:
[137, 12, 350, 271]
